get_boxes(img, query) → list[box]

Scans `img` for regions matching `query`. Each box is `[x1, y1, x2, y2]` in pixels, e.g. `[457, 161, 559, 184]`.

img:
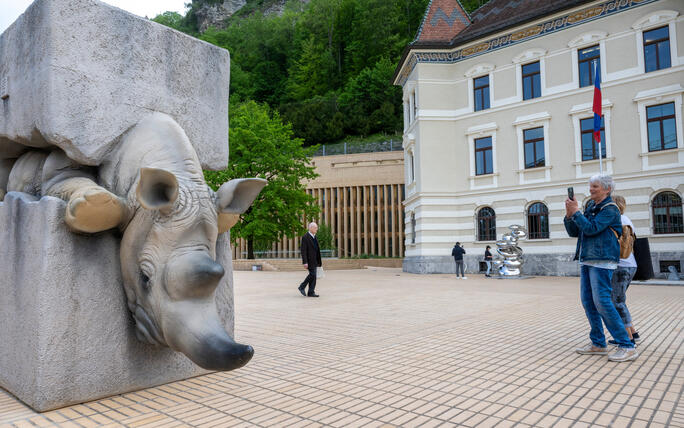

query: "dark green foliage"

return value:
[316, 223, 335, 251]
[204, 101, 320, 258]
[151, 11, 196, 34]
[155, 0, 489, 146]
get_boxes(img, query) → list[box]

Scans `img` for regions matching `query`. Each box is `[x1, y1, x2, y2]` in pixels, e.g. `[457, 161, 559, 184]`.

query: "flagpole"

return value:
[593, 61, 603, 174]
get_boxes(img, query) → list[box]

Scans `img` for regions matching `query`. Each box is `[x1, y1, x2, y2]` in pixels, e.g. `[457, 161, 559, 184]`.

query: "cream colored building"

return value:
[394, 0, 684, 276]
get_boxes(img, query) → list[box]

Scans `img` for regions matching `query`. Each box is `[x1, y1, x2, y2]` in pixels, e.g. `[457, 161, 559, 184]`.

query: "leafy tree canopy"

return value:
[204, 101, 320, 258]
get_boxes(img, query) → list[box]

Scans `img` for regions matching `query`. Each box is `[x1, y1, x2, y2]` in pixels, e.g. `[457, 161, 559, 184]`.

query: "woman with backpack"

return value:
[564, 175, 637, 362]
[609, 195, 641, 345]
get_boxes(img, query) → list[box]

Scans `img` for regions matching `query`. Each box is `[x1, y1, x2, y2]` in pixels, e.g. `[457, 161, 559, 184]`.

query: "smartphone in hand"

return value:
[567, 186, 574, 200]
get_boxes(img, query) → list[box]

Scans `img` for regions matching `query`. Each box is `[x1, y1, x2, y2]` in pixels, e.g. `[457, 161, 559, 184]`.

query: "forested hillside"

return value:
[154, 0, 489, 146]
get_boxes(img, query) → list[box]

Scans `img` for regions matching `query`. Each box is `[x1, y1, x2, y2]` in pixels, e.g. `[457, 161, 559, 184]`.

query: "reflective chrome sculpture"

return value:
[493, 225, 527, 276]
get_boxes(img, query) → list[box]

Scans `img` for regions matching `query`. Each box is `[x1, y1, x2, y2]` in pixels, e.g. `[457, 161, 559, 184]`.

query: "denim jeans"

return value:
[580, 265, 634, 348]
[485, 261, 492, 275]
[611, 266, 637, 328]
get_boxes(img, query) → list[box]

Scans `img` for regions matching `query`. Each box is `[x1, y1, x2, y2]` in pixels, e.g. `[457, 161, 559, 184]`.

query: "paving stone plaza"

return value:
[1, 269, 682, 427]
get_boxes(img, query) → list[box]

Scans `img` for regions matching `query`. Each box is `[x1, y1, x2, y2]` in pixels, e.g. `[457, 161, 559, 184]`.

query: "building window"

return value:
[523, 127, 545, 168]
[527, 202, 549, 239]
[477, 207, 496, 241]
[474, 75, 490, 111]
[408, 151, 415, 183]
[474, 136, 493, 175]
[578, 44, 600, 88]
[643, 26, 671, 73]
[580, 116, 606, 160]
[653, 192, 683, 234]
[647, 102, 677, 152]
[522, 61, 541, 100]
[411, 212, 416, 244]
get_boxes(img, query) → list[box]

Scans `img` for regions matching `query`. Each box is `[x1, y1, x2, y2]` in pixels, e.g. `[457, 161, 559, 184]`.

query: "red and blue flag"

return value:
[592, 62, 602, 144]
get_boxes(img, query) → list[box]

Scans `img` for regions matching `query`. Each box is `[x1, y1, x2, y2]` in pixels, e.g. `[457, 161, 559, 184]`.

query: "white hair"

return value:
[589, 174, 614, 193]
[308, 222, 318, 230]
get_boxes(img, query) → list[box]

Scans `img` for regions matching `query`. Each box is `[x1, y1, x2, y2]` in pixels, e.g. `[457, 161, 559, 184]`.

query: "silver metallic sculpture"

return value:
[0, 113, 266, 371]
[493, 224, 527, 276]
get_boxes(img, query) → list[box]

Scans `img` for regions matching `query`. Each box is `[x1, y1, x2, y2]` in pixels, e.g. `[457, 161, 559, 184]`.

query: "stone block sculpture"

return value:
[0, 0, 264, 411]
[493, 225, 527, 276]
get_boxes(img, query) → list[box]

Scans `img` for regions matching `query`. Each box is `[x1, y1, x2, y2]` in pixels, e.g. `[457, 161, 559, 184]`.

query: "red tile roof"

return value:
[415, 0, 470, 43]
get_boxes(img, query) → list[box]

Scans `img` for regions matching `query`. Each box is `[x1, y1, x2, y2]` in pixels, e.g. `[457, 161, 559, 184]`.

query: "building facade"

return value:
[232, 151, 406, 259]
[394, 0, 684, 276]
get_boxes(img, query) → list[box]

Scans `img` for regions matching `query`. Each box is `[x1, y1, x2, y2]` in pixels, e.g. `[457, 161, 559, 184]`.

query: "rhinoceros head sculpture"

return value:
[0, 113, 266, 371]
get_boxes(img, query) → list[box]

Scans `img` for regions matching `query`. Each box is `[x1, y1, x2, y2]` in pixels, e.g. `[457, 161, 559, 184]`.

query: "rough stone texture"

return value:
[651, 251, 683, 279]
[0, 0, 230, 170]
[194, 0, 311, 32]
[0, 193, 234, 412]
[195, 0, 247, 32]
[403, 254, 581, 276]
[404, 253, 677, 277]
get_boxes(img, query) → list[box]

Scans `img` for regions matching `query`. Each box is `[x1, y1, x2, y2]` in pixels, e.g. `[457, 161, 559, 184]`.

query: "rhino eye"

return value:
[141, 273, 151, 291]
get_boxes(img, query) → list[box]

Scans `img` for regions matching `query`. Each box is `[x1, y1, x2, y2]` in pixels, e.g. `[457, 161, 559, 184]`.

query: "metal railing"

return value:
[243, 249, 337, 259]
[314, 139, 402, 157]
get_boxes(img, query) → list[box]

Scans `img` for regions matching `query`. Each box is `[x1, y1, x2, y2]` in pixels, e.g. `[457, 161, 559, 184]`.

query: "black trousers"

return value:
[299, 268, 317, 295]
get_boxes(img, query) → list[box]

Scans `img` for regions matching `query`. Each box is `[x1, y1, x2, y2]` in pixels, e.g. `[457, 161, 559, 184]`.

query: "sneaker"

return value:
[608, 338, 636, 346]
[632, 332, 641, 342]
[575, 344, 609, 355]
[462, 276, 468, 279]
[608, 347, 639, 362]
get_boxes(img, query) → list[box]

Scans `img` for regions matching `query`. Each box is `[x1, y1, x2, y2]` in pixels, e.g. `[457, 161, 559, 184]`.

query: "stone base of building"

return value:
[0, 193, 234, 412]
[404, 252, 681, 278]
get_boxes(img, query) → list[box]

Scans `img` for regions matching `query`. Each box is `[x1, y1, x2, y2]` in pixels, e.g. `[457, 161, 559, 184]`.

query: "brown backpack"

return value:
[601, 202, 635, 259]
[611, 225, 635, 259]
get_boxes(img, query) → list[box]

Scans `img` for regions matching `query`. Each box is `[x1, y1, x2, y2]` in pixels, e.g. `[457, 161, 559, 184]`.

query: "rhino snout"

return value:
[163, 302, 254, 371]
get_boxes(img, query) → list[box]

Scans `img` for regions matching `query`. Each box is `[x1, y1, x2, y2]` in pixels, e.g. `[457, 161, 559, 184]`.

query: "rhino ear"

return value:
[216, 178, 267, 214]
[136, 167, 179, 212]
[215, 178, 267, 233]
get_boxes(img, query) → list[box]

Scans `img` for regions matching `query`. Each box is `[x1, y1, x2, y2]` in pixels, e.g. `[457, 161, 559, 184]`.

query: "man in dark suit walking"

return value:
[299, 222, 322, 297]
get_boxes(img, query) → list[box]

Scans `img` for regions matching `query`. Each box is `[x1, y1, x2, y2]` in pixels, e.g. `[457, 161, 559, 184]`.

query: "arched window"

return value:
[528, 202, 549, 239]
[477, 207, 496, 241]
[653, 192, 683, 234]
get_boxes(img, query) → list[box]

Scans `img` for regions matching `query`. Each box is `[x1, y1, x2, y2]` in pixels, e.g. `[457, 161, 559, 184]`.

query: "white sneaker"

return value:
[462, 276, 468, 279]
[575, 343, 609, 355]
[608, 347, 639, 362]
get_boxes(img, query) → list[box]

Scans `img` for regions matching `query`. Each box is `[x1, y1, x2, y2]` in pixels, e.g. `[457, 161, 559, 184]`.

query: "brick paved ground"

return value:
[1, 269, 683, 427]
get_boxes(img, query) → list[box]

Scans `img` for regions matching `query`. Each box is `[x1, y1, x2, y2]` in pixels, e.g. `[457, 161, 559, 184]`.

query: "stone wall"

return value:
[404, 252, 679, 278]
[0, 0, 230, 170]
[0, 193, 234, 411]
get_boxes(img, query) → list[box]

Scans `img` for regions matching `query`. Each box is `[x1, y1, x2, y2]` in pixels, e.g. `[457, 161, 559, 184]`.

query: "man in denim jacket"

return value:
[564, 174, 638, 362]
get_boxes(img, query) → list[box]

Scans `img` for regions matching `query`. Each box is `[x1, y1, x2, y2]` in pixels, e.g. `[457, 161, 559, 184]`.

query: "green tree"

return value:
[338, 57, 402, 136]
[204, 101, 320, 259]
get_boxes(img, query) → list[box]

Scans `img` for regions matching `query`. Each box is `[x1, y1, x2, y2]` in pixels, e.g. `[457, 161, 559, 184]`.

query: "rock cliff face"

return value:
[195, 0, 247, 32]
[194, 0, 309, 32]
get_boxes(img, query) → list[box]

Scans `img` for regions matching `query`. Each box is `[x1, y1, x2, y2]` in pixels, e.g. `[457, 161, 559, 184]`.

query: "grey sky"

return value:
[0, 0, 188, 34]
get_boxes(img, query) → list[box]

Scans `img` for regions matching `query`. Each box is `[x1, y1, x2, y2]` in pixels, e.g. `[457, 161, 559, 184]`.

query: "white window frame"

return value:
[649, 189, 684, 236]
[465, 63, 495, 112]
[513, 112, 552, 184]
[633, 84, 684, 171]
[465, 122, 498, 190]
[633, 10, 680, 73]
[474, 205, 497, 243]
[404, 82, 417, 130]
[513, 48, 547, 101]
[403, 134, 417, 193]
[568, 31, 607, 90]
[569, 100, 614, 178]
